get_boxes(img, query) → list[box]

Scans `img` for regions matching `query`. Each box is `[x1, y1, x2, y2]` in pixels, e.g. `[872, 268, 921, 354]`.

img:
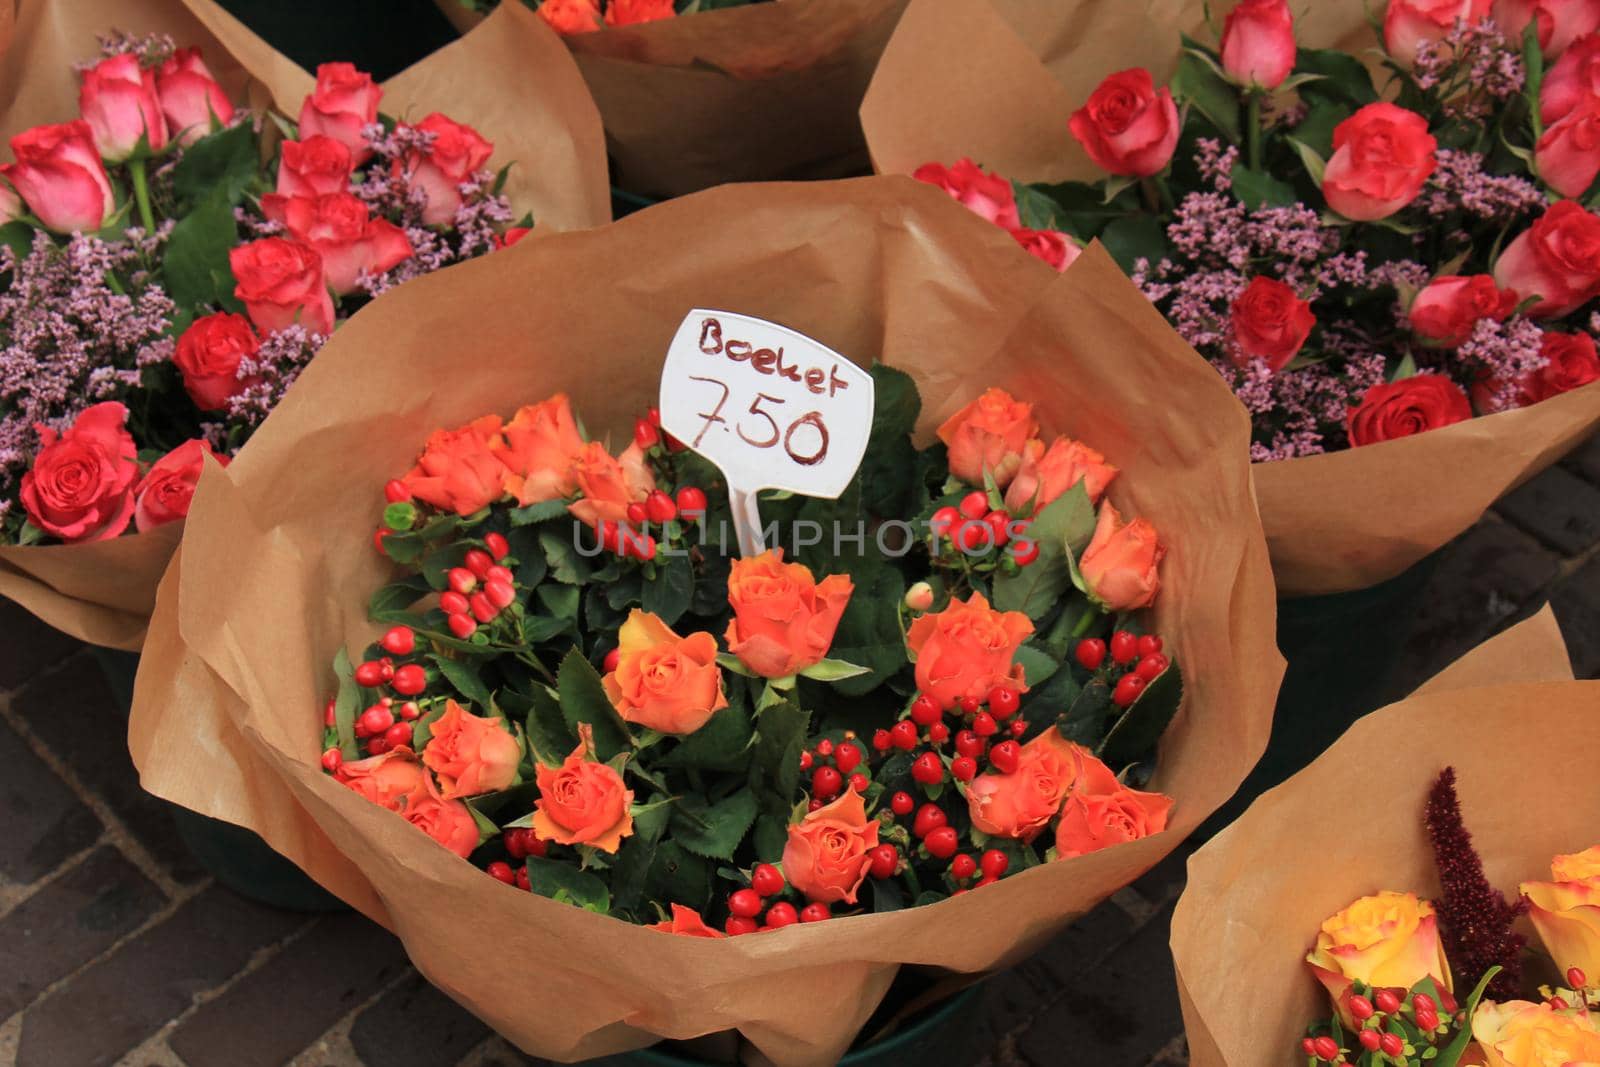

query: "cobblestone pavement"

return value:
[2, 434, 1597, 1067]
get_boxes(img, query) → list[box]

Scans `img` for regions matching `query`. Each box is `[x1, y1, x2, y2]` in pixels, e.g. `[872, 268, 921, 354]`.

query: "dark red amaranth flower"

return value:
[1425, 767, 1525, 1000]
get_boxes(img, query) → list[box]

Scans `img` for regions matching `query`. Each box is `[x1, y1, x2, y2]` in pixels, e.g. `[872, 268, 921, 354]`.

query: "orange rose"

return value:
[420, 699, 522, 799]
[1522, 846, 1600, 985]
[936, 387, 1038, 488]
[1054, 767, 1173, 860]
[1003, 435, 1119, 512]
[650, 903, 726, 938]
[1078, 502, 1165, 611]
[494, 394, 587, 506]
[335, 745, 430, 812]
[905, 592, 1032, 710]
[566, 440, 654, 531]
[781, 788, 880, 905]
[402, 414, 512, 516]
[602, 610, 727, 735]
[1472, 999, 1600, 1067]
[723, 549, 854, 679]
[403, 779, 480, 858]
[1306, 891, 1453, 1025]
[532, 724, 634, 853]
[538, 0, 601, 34]
[967, 728, 1097, 840]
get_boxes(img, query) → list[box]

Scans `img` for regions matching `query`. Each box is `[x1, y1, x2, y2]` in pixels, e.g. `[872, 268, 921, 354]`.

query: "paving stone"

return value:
[0, 600, 83, 690]
[1027, 899, 1138, 989]
[0, 717, 101, 884]
[1561, 430, 1600, 487]
[1553, 555, 1600, 679]
[0, 846, 165, 1018]
[348, 970, 491, 1067]
[1017, 905, 1183, 1067]
[1497, 465, 1600, 556]
[13, 658, 205, 882]
[16, 885, 305, 1067]
[170, 911, 409, 1067]
[971, 967, 1054, 1048]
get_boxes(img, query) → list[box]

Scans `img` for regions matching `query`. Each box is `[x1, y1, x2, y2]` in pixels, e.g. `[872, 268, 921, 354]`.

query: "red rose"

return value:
[1385, 0, 1492, 66]
[1408, 275, 1519, 347]
[397, 113, 493, 226]
[1010, 228, 1082, 271]
[495, 226, 532, 249]
[1068, 68, 1180, 178]
[229, 237, 335, 335]
[1221, 0, 1298, 89]
[78, 53, 167, 162]
[297, 63, 381, 163]
[1495, 0, 1600, 58]
[538, 0, 602, 35]
[276, 136, 354, 199]
[1538, 94, 1600, 198]
[0, 121, 115, 234]
[1542, 32, 1600, 123]
[134, 439, 227, 531]
[1520, 330, 1600, 403]
[911, 158, 1021, 229]
[606, 0, 675, 25]
[1322, 103, 1437, 221]
[174, 312, 260, 412]
[155, 47, 234, 145]
[1229, 276, 1315, 370]
[1346, 375, 1473, 446]
[1494, 199, 1600, 317]
[261, 192, 412, 295]
[19, 402, 139, 542]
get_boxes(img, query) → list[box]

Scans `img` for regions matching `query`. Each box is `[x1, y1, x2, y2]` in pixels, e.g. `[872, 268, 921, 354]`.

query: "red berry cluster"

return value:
[632, 405, 687, 455]
[596, 484, 709, 564]
[799, 736, 869, 807]
[322, 623, 440, 764]
[485, 827, 549, 891]
[440, 539, 516, 638]
[723, 864, 827, 934]
[1299, 986, 1460, 1063]
[929, 490, 1038, 566]
[1073, 629, 1167, 707]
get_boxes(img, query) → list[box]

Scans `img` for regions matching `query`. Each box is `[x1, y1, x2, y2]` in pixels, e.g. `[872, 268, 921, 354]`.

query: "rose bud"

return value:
[1078, 502, 1164, 612]
[229, 237, 336, 336]
[19, 402, 140, 542]
[1472, 998, 1600, 1067]
[906, 592, 1032, 710]
[1229, 275, 1315, 371]
[1322, 103, 1437, 221]
[724, 549, 853, 678]
[937, 386, 1038, 488]
[1068, 68, 1181, 178]
[0, 121, 116, 233]
[1542, 32, 1600, 124]
[1385, 0, 1489, 67]
[1306, 891, 1453, 1026]
[1495, 0, 1600, 59]
[155, 47, 234, 144]
[782, 789, 880, 906]
[1408, 275, 1519, 348]
[276, 136, 355, 199]
[1220, 0, 1297, 90]
[1537, 95, 1600, 198]
[174, 312, 261, 412]
[537, 0, 603, 35]
[134, 439, 228, 532]
[912, 158, 1022, 229]
[531, 724, 634, 853]
[395, 112, 494, 226]
[1010, 227, 1083, 272]
[297, 62, 382, 163]
[904, 581, 935, 613]
[1345, 374, 1473, 446]
[1493, 199, 1600, 318]
[78, 53, 168, 162]
[601, 610, 727, 735]
[260, 192, 413, 295]
[420, 699, 521, 798]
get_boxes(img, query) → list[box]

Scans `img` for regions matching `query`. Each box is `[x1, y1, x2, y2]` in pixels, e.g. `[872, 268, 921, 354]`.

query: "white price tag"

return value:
[658, 309, 876, 557]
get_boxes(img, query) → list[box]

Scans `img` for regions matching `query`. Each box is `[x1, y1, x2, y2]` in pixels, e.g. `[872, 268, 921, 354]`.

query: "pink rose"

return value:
[276, 136, 355, 199]
[1221, 0, 1298, 89]
[261, 192, 413, 295]
[297, 63, 382, 163]
[1538, 93, 1600, 198]
[1409, 274, 1520, 347]
[19, 402, 138, 542]
[1068, 68, 1181, 178]
[1385, 0, 1493, 66]
[1515, 330, 1600, 404]
[174, 312, 259, 412]
[78, 53, 167, 162]
[1495, 0, 1600, 58]
[1543, 33, 1600, 123]
[1, 121, 115, 233]
[1010, 227, 1082, 271]
[397, 113, 493, 226]
[1322, 103, 1438, 221]
[1494, 199, 1600, 317]
[134, 439, 227, 531]
[912, 158, 1022, 229]
[155, 47, 234, 144]
[229, 238, 336, 335]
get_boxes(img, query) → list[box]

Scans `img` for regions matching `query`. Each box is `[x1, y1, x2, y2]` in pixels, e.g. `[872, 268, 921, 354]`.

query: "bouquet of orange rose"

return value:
[323, 375, 1181, 928]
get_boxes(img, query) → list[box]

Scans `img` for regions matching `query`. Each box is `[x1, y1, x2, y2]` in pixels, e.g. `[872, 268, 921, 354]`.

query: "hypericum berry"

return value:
[817, 738, 834, 757]
[447, 612, 476, 639]
[1137, 634, 1163, 656]
[1374, 990, 1401, 1014]
[676, 486, 707, 520]
[1348, 995, 1374, 1021]
[812, 766, 843, 799]
[1109, 630, 1138, 664]
[1135, 653, 1169, 681]
[959, 491, 989, 519]
[324, 698, 337, 726]
[354, 660, 386, 687]
[487, 861, 515, 885]
[983, 510, 1011, 547]
[1011, 539, 1039, 566]
[904, 581, 935, 612]
[1111, 674, 1146, 707]
[447, 567, 478, 595]
[1313, 1036, 1340, 1061]
[1300, 1038, 1317, 1057]
[1009, 719, 1027, 737]
[380, 626, 416, 656]
[469, 592, 498, 624]
[1379, 1032, 1402, 1056]
[725, 916, 759, 936]
[765, 902, 799, 928]
[360, 705, 394, 735]
[383, 479, 412, 503]
[751, 863, 785, 897]
[924, 826, 959, 859]
[980, 849, 1009, 878]
[439, 587, 471, 615]
[625, 533, 658, 562]
[930, 505, 961, 539]
[729, 889, 763, 918]
[956, 520, 990, 553]
[872, 729, 892, 752]
[910, 696, 942, 726]
[1550, 996, 1570, 1009]
[868, 844, 899, 879]
[603, 648, 621, 673]
[484, 578, 516, 610]
[890, 791, 915, 817]
[625, 501, 648, 525]
[1416, 1009, 1439, 1032]
[504, 828, 529, 859]
[321, 747, 342, 772]
[1412, 993, 1436, 1014]
[951, 756, 977, 782]
[366, 736, 391, 755]
[646, 489, 677, 524]
[373, 527, 392, 553]
[988, 687, 1019, 718]
[928, 722, 950, 743]
[890, 720, 919, 750]
[912, 804, 946, 839]
[972, 711, 998, 737]
[1569, 967, 1589, 988]
[634, 418, 660, 450]
[391, 664, 426, 696]
[520, 829, 547, 859]
[951, 854, 978, 880]
[959, 694, 981, 715]
[484, 531, 510, 560]
[849, 772, 870, 793]
[515, 868, 530, 891]
[464, 548, 494, 579]
[800, 902, 831, 923]
[911, 752, 944, 785]
[954, 730, 984, 758]
[1357, 1029, 1381, 1052]
[799, 750, 813, 771]
[383, 722, 413, 748]
[988, 740, 1021, 774]
[1074, 638, 1107, 671]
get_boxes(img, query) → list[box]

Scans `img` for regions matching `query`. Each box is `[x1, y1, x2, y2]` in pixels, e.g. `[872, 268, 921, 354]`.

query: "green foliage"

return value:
[670, 789, 758, 861]
[1172, 41, 1242, 142]
[556, 650, 631, 761]
[524, 856, 610, 913]
[171, 121, 260, 208]
[162, 187, 240, 311]
[1098, 662, 1184, 768]
[992, 484, 1096, 618]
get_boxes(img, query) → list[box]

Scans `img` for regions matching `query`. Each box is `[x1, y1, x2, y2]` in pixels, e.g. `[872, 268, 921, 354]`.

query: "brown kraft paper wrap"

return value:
[438, 0, 909, 199]
[128, 176, 1284, 1065]
[859, 0, 1600, 597]
[1171, 606, 1587, 1067]
[0, 0, 610, 650]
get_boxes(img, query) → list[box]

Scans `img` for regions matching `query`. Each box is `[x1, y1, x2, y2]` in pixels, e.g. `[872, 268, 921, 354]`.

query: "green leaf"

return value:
[640, 551, 693, 626]
[669, 789, 758, 861]
[368, 576, 431, 619]
[430, 654, 492, 710]
[992, 484, 1097, 619]
[162, 187, 241, 310]
[1230, 164, 1297, 209]
[1434, 967, 1501, 1067]
[523, 855, 610, 913]
[1098, 661, 1184, 768]
[538, 583, 580, 620]
[556, 649, 631, 761]
[1292, 101, 1346, 159]
[716, 652, 756, 677]
[1294, 47, 1378, 107]
[1058, 677, 1112, 746]
[1097, 214, 1169, 274]
[523, 684, 575, 764]
[659, 702, 754, 772]
[647, 841, 711, 912]
[1021, 660, 1083, 727]
[823, 556, 907, 696]
[1172, 41, 1243, 142]
[332, 648, 360, 758]
[1523, 20, 1546, 142]
[0, 220, 34, 261]
[1390, 352, 1418, 381]
[751, 700, 809, 802]
[1288, 139, 1327, 187]
[869, 363, 922, 442]
[540, 525, 594, 584]
[797, 657, 870, 682]
[1012, 182, 1065, 230]
[509, 499, 567, 526]
[172, 121, 259, 207]
[1012, 643, 1061, 687]
[609, 803, 670, 914]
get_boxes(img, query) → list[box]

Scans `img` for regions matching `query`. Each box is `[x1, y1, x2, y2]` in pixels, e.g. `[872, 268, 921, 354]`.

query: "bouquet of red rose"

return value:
[861, 0, 1600, 595]
[1170, 608, 1600, 1067]
[0, 0, 609, 647]
[127, 178, 1281, 1063]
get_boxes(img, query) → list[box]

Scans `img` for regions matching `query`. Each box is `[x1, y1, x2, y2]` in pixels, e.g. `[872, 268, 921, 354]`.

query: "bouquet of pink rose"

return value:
[0, 36, 525, 549]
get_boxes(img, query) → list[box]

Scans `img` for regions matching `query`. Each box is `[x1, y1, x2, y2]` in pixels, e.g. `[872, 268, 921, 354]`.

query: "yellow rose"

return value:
[1472, 999, 1600, 1067]
[1305, 891, 1452, 1024]
[1522, 846, 1600, 986]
